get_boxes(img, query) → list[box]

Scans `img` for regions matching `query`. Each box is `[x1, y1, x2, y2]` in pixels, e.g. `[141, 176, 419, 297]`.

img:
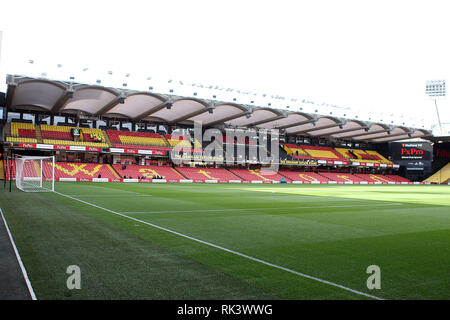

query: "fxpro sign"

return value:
[392, 142, 432, 161]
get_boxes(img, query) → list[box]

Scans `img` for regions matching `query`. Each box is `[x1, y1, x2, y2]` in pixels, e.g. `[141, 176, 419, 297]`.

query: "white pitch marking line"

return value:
[122, 203, 403, 214]
[54, 191, 384, 300]
[0, 208, 37, 300]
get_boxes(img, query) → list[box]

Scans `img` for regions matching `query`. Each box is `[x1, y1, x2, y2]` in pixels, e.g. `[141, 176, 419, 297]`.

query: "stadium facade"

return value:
[0, 74, 448, 185]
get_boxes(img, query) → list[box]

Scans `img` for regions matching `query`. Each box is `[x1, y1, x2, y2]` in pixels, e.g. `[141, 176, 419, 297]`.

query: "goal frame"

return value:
[14, 155, 55, 192]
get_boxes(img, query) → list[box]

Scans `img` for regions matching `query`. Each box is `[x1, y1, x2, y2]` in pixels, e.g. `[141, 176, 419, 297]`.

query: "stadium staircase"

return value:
[424, 163, 450, 184]
[35, 126, 43, 143]
[101, 130, 113, 148]
[108, 164, 122, 179]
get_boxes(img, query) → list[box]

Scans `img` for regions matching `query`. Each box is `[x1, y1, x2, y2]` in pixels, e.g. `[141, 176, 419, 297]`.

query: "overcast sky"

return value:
[1, 0, 449, 134]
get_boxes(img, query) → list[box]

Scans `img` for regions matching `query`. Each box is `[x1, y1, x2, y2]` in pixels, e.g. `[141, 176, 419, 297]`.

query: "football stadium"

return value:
[0, 1, 449, 306]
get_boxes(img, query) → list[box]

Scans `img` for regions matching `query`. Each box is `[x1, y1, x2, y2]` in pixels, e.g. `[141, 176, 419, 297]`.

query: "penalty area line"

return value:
[54, 190, 384, 300]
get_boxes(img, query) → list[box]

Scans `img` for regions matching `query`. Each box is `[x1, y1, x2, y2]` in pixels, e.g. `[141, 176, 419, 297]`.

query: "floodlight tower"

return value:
[425, 80, 446, 136]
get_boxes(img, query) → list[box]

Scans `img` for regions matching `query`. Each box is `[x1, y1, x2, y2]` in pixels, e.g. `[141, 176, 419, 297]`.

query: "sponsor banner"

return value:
[123, 179, 139, 182]
[229, 180, 242, 183]
[23, 177, 40, 181]
[58, 178, 77, 182]
[180, 179, 193, 183]
[374, 182, 382, 184]
[388, 182, 396, 185]
[151, 179, 167, 183]
[110, 148, 125, 153]
[328, 181, 337, 184]
[251, 180, 263, 184]
[18, 143, 37, 148]
[36, 143, 54, 149]
[380, 164, 387, 168]
[413, 182, 420, 185]
[360, 181, 368, 184]
[373, 163, 380, 167]
[292, 181, 303, 184]
[280, 159, 318, 166]
[205, 180, 218, 183]
[344, 181, 353, 184]
[69, 146, 87, 151]
[109, 148, 167, 156]
[352, 162, 360, 166]
[401, 182, 409, 185]
[272, 181, 281, 184]
[92, 178, 109, 182]
[311, 181, 321, 184]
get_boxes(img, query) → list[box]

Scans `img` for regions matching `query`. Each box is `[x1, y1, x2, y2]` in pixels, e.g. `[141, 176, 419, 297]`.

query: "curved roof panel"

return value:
[105, 93, 166, 119]
[11, 80, 66, 111]
[226, 108, 280, 127]
[62, 87, 118, 114]
[150, 99, 207, 123]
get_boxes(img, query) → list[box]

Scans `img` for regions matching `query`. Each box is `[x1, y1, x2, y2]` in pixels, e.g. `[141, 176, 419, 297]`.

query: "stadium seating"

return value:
[301, 145, 347, 161]
[107, 130, 170, 150]
[278, 171, 329, 183]
[423, 163, 450, 184]
[318, 172, 368, 183]
[354, 174, 396, 183]
[44, 162, 120, 180]
[335, 148, 392, 164]
[112, 164, 185, 181]
[230, 169, 289, 182]
[282, 144, 314, 159]
[165, 134, 202, 150]
[174, 167, 240, 182]
[6, 122, 38, 143]
[41, 125, 110, 148]
[365, 150, 393, 164]
[385, 175, 411, 183]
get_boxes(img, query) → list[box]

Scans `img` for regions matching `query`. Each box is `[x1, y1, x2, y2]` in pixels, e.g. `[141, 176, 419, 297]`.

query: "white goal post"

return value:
[15, 156, 55, 192]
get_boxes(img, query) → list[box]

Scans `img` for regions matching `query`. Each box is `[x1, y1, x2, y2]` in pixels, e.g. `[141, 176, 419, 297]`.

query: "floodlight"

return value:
[426, 80, 446, 136]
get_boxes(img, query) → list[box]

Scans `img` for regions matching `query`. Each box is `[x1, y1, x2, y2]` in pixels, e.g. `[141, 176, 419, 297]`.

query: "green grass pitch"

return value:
[1, 182, 449, 300]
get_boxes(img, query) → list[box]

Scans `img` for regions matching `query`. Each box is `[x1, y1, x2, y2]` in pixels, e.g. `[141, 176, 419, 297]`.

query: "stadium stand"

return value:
[423, 163, 450, 184]
[385, 174, 411, 183]
[335, 148, 393, 164]
[44, 162, 120, 180]
[174, 167, 241, 182]
[318, 172, 368, 183]
[5, 122, 38, 144]
[365, 150, 393, 164]
[278, 171, 330, 183]
[112, 164, 185, 181]
[354, 173, 396, 183]
[230, 168, 290, 182]
[40, 125, 110, 148]
[107, 130, 171, 150]
[165, 134, 200, 149]
[300, 145, 347, 161]
[282, 144, 314, 159]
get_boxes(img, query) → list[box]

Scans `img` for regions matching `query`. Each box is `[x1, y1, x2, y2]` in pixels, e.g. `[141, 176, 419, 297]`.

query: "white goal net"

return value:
[15, 156, 55, 192]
